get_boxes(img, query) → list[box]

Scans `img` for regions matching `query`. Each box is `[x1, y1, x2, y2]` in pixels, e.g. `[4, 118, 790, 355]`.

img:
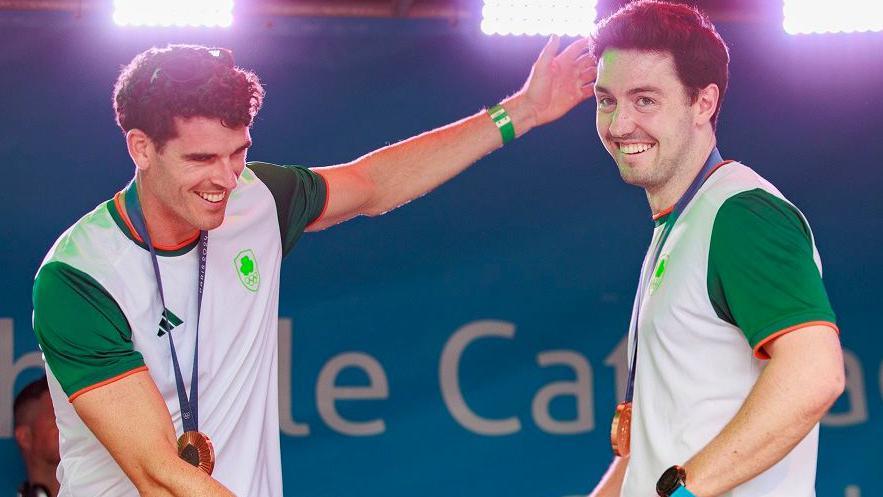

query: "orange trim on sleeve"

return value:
[305, 169, 331, 230]
[753, 321, 840, 360]
[114, 191, 199, 250]
[68, 365, 149, 403]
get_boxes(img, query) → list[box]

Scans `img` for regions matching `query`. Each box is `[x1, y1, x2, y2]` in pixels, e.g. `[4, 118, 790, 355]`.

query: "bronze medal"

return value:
[177, 431, 215, 475]
[610, 401, 632, 457]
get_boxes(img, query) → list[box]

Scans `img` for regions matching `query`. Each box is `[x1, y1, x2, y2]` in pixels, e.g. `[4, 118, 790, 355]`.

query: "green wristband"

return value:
[488, 104, 516, 145]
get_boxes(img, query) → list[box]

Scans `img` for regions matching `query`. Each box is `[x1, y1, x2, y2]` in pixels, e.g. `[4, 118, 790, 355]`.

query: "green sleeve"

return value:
[33, 261, 145, 398]
[707, 189, 836, 352]
[249, 162, 328, 258]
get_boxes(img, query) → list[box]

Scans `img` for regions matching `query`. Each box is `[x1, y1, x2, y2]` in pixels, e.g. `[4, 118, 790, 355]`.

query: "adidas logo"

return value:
[157, 308, 183, 337]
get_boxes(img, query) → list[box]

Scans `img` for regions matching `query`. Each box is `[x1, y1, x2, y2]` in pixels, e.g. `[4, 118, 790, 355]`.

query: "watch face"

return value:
[656, 465, 685, 496]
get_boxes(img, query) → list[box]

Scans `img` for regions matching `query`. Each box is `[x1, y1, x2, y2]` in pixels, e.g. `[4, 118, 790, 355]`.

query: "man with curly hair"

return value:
[585, 2, 843, 497]
[32, 41, 597, 496]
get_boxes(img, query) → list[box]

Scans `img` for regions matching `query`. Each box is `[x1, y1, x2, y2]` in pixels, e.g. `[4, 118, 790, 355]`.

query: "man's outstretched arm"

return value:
[306, 35, 597, 231]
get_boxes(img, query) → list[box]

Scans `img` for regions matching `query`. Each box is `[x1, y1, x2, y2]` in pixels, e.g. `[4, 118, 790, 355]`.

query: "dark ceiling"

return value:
[226, 0, 779, 23]
[0, 0, 783, 24]
[252, 0, 777, 21]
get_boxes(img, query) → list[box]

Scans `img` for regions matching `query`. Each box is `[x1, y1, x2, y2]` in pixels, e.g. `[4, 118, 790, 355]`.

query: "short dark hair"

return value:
[591, 0, 730, 128]
[14, 376, 49, 427]
[113, 44, 265, 150]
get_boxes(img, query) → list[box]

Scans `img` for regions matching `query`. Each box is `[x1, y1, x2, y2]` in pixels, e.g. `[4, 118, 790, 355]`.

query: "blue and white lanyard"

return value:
[125, 184, 206, 433]
[623, 148, 725, 403]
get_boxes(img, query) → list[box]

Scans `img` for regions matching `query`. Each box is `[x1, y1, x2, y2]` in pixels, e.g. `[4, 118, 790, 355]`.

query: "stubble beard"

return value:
[616, 155, 672, 193]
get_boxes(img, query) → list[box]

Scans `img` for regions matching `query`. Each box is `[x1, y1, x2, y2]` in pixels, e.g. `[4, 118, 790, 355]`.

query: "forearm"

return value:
[589, 455, 628, 497]
[135, 454, 236, 497]
[682, 331, 843, 496]
[306, 37, 594, 230]
[103, 424, 236, 497]
[73, 372, 237, 497]
[352, 92, 536, 216]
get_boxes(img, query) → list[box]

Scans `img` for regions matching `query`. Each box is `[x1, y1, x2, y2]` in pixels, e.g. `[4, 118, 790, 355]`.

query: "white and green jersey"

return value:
[621, 162, 837, 497]
[32, 163, 326, 497]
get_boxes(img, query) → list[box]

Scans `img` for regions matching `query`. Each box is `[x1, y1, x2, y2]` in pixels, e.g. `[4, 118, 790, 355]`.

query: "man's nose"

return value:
[215, 159, 240, 190]
[608, 106, 636, 138]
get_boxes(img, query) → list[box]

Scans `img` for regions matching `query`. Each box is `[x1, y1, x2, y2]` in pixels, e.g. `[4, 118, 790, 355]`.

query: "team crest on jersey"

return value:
[234, 249, 261, 292]
[649, 254, 669, 294]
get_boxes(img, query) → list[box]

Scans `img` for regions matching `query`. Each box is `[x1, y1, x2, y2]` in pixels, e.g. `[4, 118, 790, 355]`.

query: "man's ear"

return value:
[126, 129, 153, 172]
[694, 83, 720, 126]
[14, 424, 32, 452]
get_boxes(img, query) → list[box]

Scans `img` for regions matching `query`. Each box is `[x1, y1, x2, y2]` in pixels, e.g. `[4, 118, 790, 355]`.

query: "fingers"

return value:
[537, 34, 561, 68]
[579, 65, 598, 98]
[579, 63, 597, 82]
[576, 53, 597, 72]
[559, 36, 592, 62]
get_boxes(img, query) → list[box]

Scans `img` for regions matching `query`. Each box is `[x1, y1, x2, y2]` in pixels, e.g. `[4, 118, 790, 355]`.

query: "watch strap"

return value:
[671, 486, 697, 497]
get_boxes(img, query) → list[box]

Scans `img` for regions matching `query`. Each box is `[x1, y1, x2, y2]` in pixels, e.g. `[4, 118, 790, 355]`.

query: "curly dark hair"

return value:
[592, 1, 730, 129]
[113, 44, 265, 150]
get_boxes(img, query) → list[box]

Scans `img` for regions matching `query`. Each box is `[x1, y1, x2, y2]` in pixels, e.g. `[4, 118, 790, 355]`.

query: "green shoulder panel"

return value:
[33, 261, 144, 398]
[248, 162, 328, 257]
[707, 189, 836, 349]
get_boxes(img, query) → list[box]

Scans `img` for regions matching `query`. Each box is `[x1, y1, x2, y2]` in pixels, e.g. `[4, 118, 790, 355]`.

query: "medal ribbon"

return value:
[623, 148, 725, 403]
[125, 182, 205, 434]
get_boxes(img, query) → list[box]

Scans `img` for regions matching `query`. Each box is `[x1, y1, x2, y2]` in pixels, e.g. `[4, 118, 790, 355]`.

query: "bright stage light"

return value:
[113, 0, 234, 28]
[481, 1, 597, 37]
[784, 0, 883, 34]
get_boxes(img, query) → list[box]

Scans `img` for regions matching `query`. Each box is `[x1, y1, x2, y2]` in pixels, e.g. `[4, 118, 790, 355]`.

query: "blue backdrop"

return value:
[1, 8, 881, 497]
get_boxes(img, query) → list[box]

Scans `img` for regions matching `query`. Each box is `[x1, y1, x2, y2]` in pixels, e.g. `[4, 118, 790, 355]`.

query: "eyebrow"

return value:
[182, 140, 252, 161]
[233, 140, 253, 155]
[594, 85, 664, 96]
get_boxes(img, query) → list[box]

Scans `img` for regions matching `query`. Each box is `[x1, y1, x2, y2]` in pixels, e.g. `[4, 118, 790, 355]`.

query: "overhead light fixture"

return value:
[481, 0, 597, 37]
[783, 0, 883, 34]
[113, 0, 234, 28]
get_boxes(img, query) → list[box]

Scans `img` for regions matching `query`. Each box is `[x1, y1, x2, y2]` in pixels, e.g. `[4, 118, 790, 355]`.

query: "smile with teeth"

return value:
[196, 191, 226, 203]
[618, 142, 656, 155]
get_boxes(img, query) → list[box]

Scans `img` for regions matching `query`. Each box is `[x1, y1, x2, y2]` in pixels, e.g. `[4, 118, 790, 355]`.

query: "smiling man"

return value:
[31, 42, 596, 496]
[585, 2, 844, 497]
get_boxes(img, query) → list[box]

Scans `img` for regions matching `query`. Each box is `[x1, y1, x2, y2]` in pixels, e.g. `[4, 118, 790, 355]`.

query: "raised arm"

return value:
[306, 35, 597, 231]
[72, 371, 236, 497]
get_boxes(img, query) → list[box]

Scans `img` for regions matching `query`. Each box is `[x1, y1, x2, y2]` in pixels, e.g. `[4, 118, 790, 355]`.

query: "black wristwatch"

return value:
[656, 465, 689, 497]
